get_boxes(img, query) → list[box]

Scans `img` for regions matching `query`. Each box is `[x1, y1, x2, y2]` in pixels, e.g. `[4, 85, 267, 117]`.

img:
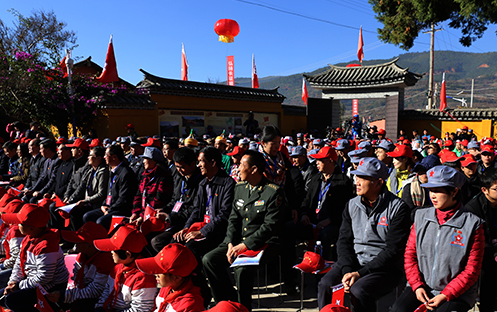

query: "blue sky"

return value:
[2, 0, 496, 85]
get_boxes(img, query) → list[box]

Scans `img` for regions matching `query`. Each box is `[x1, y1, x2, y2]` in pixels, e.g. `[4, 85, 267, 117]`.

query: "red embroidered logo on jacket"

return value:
[377, 216, 388, 227]
[450, 230, 465, 248]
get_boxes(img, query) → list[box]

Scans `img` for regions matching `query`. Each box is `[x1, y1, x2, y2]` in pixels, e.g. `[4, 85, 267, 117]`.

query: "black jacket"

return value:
[54, 158, 74, 198]
[464, 192, 495, 250]
[63, 157, 89, 200]
[301, 170, 353, 225]
[165, 168, 204, 228]
[25, 153, 46, 189]
[105, 163, 138, 214]
[184, 169, 235, 238]
[31, 155, 61, 193]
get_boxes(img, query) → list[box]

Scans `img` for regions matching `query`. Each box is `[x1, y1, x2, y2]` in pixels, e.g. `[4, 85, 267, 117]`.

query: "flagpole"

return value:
[65, 49, 76, 137]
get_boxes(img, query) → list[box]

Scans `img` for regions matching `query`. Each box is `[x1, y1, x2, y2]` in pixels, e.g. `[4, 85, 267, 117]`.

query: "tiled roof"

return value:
[304, 58, 423, 89]
[73, 56, 134, 89]
[137, 69, 285, 103]
[400, 108, 497, 121]
[100, 93, 156, 110]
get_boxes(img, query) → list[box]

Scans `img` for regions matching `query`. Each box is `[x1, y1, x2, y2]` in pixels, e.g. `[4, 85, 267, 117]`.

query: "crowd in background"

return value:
[0, 118, 496, 312]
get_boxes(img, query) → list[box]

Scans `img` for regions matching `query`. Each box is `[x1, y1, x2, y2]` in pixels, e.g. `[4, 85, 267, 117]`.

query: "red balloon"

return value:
[214, 19, 240, 43]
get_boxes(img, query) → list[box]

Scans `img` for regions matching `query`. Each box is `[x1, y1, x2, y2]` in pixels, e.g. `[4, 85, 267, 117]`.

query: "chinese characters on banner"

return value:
[352, 99, 359, 115]
[227, 55, 235, 86]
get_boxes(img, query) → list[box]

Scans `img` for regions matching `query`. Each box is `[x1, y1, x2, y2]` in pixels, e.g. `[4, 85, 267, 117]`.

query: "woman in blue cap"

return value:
[390, 165, 484, 312]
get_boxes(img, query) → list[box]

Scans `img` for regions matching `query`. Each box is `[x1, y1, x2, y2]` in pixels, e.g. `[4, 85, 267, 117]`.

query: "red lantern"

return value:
[214, 19, 240, 43]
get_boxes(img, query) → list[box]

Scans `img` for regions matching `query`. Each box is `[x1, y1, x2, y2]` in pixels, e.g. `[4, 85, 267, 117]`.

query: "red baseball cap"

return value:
[62, 222, 108, 244]
[0, 199, 23, 214]
[227, 146, 245, 157]
[481, 145, 495, 154]
[89, 138, 102, 148]
[444, 140, 454, 147]
[439, 151, 463, 164]
[125, 123, 134, 129]
[320, 304, 351, 312]
[397, 136, 405, 142]
[460, 154, 477, 167]
[56, 137, 68, 144]
[0, 193, 16, 208]
[309, 146, 337, 162]
[387, 144, 413, 158]
[402, 139, 410, 145]
[462, 126, 468, 130]
[94, 225, 147, 253]
[376, 129, 386, 135]
[66, 138, 89, 151]
[293, 251, 330, 274]
[204, 301, 249, 312]
[142, 137, 161, 148]
[136, 243, 197, 277]
[1, 204, 50, 228]
[461, 139, 468, 147]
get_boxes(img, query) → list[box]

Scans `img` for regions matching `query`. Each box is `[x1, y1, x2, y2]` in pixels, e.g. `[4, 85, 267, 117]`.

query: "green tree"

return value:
[369, 0, 497, 50]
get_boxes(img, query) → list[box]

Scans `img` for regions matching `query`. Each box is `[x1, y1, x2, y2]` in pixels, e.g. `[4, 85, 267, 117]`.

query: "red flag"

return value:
[58, 56, 68, 78]
[439, 72, 447, 112]
[36, 284, 54, 312]
[181, 43, 188, 81]
[227, 55, 235, 86]
[357, 26, 364, 63]
[252, 54, 259, 89]
[331, 284, 345, 306]
[96, 35, 119, 83]
[302, 78, 308, 105]
[109, 216, 125, 234]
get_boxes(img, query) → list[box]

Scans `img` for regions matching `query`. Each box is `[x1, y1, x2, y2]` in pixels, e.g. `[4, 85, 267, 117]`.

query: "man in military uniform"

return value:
[203, 150, 283, 311]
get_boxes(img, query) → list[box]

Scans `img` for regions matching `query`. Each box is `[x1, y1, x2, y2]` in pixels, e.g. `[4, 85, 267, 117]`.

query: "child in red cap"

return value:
[0, 203, 69, 311]
[0, 199, 25, 288]
[136, 243, 204, 312]
[45, 222, 115, 312]
[94, 225, 156, 312]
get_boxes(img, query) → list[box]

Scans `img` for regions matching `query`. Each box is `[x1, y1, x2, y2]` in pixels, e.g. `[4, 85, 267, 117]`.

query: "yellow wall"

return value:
[441, 120, 493, 139]
[94, 107, 159, 139]
[281, 115, 307, 135]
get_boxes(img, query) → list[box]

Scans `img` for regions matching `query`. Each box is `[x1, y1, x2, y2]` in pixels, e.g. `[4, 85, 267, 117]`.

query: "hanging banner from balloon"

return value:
[227, 55, 235, 86]
[214, 19, 240, 43]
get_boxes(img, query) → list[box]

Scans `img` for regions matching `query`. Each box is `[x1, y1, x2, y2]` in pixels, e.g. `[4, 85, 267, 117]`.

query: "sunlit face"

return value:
[355, 175, 381, 197]
[214, 142, 227, 152]
[483, 183, 497, 206]
[375, 148, 388, 162]
[163, 144, 175, 160]
[156, 273, 174, 288]
[316, 158, 332, 173]
[237, 155, 254, 182]
[28, 141, 39, 155]
[88, 151, 101, 167]
[291, 155, 306, 168]
[143, 158, 156, 171]
[16, 146, 22, 158]
[417, 172, 428, 184]
[58, 145, 71, 160]
[197, 153, 211, 176]
[393, 157, 408, 170]
[262, 136, 281, 157]
[4, 148, 15, 158]
[429, 187, 458, 210]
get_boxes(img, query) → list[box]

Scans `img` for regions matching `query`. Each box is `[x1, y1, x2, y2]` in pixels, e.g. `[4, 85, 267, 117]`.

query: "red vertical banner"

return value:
[352, 99, 359, 115]
[227, 55, 235, 86]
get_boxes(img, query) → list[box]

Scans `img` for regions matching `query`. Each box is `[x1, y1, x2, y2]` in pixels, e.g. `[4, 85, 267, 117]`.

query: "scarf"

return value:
[19, 228, 55, 277]
[74, 252, 101, 288]
[410, 176, 426, 207]
[103, 262, 139, 312]
[157, 279, 195, 312]
[258, 146, 286, 186]
[388, 168, 411, 197]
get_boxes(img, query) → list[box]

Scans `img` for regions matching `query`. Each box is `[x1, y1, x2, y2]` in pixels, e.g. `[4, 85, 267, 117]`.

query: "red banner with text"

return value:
[352, 99, 359, 115]
[227, 55, 235, 86]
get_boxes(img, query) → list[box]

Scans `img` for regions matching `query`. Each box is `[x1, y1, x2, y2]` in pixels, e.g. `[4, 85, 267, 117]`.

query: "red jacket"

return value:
[404, 208, 485, 301]
[154, 279, 204, 312]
